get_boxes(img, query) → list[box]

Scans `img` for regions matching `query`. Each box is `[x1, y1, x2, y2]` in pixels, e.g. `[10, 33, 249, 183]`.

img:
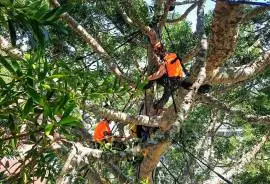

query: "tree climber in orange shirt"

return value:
[143, 42, 211, 111]
[93, 118, 112, 144]
[93, 118, 127, 150]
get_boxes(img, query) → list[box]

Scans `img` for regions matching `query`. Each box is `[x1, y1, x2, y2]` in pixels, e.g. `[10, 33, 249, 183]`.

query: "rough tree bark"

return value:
[206, 1, 244, 76]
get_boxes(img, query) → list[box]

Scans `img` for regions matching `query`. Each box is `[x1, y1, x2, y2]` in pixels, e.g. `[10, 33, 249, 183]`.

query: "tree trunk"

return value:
[139, 140, 171, 183]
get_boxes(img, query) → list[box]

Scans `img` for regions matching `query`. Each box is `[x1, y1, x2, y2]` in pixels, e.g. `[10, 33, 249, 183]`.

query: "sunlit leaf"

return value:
[45, 124, 53, 136]
[58, 116, 81, 127]
[0, 56, 16, 75]
[26, 86, 42, 104]
[22, 98, 33, 118]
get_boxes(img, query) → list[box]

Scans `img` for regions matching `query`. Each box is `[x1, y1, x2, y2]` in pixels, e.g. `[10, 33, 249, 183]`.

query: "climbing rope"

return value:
[164, 25, 190, 76]
[160, 160, 181, 184]
[179, 142, 233, 184]
[171, 130, 233, 184]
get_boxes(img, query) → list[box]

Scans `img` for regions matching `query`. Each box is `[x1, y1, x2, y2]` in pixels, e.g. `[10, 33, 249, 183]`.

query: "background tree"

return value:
[0, 0, 269, 183]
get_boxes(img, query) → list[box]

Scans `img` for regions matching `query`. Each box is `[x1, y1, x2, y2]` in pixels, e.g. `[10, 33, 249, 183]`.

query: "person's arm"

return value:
[148, 64, 166, 81]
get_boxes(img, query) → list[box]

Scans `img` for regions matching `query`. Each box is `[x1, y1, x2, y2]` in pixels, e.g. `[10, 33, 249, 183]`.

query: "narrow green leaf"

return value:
[8, 19, 16, 46]
[45, 124, 53, 136]
[26, 86, 42, 104]
[22, 98, 33, 118]
[58, 116, 81, 127]
[40, 7, 61, 22]
[11, 138, 17, 148]
[0, 56, 16, 75]
[43, 100, 52, 117]
[54, 94, 69, 114]
[62, 102, 76, 118]
[30, 21, 45, 48]
[10, 59, 22, 76]
[0, 77, 6, 87]
[47, 74, 68, 79]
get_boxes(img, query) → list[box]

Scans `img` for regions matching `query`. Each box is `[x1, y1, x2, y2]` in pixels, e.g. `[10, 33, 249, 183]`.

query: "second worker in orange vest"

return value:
[93, 119, 112, 143]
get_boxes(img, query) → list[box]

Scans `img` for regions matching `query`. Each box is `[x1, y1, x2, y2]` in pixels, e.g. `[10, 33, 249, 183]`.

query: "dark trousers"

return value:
[144, 76, 211, 109]
[144, 76, 192, 109]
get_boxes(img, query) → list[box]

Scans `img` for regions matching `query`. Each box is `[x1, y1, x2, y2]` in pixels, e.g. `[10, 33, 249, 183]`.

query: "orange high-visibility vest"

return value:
[93, 120, 111, 142]
[164, 53, 184, 78]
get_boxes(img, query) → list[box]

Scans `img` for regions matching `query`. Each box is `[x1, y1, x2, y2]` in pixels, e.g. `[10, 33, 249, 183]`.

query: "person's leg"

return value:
[181, 79, 212, 93]
[153, 79, 172, 109]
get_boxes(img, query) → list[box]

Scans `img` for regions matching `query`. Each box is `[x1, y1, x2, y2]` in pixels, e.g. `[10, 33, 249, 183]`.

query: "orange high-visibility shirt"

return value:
[93, 120, 111, 142]
[164, 53, 184, 78]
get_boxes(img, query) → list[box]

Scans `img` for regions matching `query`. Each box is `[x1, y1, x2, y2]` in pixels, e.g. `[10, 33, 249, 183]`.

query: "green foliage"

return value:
[0, 0, 67, 48]
[162, 21, 195, 57]
[0, 1, 269, 183]
[233, 160, 270, 184]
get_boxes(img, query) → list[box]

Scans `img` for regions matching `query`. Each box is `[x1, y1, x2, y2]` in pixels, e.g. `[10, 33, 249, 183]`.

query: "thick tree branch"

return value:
[56, 146, 77, 183]
[195, 0, 205, 35]
[175, 0, 198, 5]
[171, 35, 208, 134]
[174, 0, 198, 6]
[83, 102, 167, 128]
[166, 3, 197, 24]
[118, 2, 157, 45]
[158, 0, 175, 28]
[50, 0, 124, 79]
[201, 94, 270, 125]
[58, 141, 141, 162]
[210, 51, 270, 84]
[206, 1, 244, 75]
[139, 140, 171, 181]
[241, 7, 270, 24]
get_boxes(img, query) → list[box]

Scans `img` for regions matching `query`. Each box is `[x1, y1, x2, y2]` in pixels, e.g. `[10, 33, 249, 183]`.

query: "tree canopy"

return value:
[0, 0, 269, 183]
